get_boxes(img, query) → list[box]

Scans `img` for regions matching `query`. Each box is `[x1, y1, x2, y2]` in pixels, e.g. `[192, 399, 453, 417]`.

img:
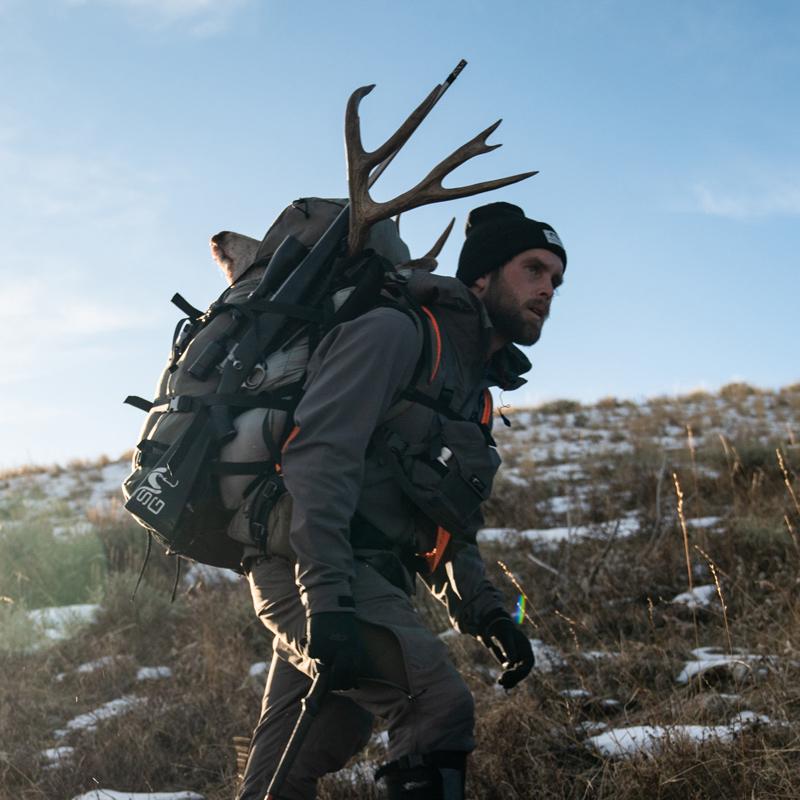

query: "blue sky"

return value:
[1, 0, 798, 467]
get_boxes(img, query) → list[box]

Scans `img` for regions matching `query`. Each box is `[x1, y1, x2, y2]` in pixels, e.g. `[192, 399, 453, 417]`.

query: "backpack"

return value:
[121, 197, 426, 574]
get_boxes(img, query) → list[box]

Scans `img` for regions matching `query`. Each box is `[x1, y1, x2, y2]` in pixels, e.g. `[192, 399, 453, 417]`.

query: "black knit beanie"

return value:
[456, 202, 566, 286]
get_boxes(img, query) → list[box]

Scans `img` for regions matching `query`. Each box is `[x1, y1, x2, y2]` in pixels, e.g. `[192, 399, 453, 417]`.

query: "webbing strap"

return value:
[148, 389, 301, 414]
[171, 293, 203, 321]
[400, 388, 495, 446]
[203, 392, 298, 409]
[260, 413, 282, 466]
[124, 395, 153, 412]
[247, 299, 324, 323]
[209, 461, 274, 475]
[399, 388, 463, 421]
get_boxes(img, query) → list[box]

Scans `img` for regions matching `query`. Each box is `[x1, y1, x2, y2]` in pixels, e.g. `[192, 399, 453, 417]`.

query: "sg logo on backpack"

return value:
[130, 467, 180, 516]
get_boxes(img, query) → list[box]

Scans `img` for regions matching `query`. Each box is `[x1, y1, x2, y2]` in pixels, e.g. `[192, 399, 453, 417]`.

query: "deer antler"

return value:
[402, 217, 457, 272]
[426, 217, 456, 261]
[345, 85, 537, 255]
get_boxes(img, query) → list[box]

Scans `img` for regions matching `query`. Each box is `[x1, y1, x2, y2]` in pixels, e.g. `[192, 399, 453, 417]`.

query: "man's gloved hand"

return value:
[478, 610, 535, 689]
[306, 611, 363, 690]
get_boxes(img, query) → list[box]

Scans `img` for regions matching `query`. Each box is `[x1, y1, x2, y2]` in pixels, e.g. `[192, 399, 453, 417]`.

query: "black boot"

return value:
[376, 751, 467, 799]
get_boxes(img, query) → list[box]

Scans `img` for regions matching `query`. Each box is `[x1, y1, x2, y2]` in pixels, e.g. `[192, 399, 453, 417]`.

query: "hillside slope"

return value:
[1, 382, 799, 799]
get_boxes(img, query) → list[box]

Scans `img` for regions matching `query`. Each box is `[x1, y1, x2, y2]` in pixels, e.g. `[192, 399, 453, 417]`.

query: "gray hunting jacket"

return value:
[275, 271, 531, 636]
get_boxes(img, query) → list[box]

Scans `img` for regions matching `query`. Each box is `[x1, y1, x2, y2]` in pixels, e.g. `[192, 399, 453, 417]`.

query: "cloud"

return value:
[0, 119, 171, 390]
[693, 175, 800, 219]
[0, 274, 155, 385]
[0, 130, 167, 240]
[62, 0, 252, 36]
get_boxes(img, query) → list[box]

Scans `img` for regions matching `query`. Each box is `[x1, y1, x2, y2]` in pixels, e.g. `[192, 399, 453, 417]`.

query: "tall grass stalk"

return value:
[496, 559, 537, 629]
[673, 472, 693, 594]
[784, 514, 800, 554]
[673, 472, 699, 648]
[694, 544, 733, 654]
[776, 448, 800, 516]
[686, 423, 699, 494]
[553, 609, 581, 651]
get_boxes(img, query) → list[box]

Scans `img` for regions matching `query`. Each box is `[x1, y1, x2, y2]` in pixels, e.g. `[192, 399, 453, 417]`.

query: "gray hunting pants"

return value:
[237, 555, 475, 800]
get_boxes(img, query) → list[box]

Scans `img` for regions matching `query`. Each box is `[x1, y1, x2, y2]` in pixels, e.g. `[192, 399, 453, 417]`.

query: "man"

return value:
[237, 201, 566, 800]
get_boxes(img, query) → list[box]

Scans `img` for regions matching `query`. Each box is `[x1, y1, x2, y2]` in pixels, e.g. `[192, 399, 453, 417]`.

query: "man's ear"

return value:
[470, 272, 490, 299]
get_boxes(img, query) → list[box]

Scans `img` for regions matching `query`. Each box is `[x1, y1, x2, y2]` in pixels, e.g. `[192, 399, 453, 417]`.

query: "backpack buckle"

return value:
[168, 396, 194, 412]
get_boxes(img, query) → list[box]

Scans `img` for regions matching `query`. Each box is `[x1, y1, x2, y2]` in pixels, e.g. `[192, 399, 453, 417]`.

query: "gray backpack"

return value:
[122, 198, 420, 573]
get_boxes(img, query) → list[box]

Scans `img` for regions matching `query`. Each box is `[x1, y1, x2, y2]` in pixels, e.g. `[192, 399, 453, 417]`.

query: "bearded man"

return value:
[237, 201, 566, 800]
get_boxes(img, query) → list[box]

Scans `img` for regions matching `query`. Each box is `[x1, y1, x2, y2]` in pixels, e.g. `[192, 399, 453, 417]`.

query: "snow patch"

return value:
[687, 516, 722, 529]
[78, 655, 121, 673]
[42, 746, 74, 768]
[86, 461, 130, 509]
[248, 661, 270, 678]
[561, 688, 592, 699]
[531, 639, 567, 672]
[136, 666, 173, 681]
[587, 711, 770, 758]
[577, 721, 609, 735]
[502, 471, 530, 487]
[182, 562, 240, 589]
[52, 520, 96, 538]
[547, 495, 577, 516]
[676, 646, 778, 684]
[55, 695, 147, 738]
[28, 603, 99, 641]
[57, 655, 127, 681]
[535, 463, 585, 481]
[587, 724, 733, 757]
[476, 527, 516, 543]
[479, 514, 640, 546]
[580, 650, 621, 661]
[672, 585, 718, 609]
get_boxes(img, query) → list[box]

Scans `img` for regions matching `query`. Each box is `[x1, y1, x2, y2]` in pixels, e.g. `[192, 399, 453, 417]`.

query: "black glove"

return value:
[478, 610, 535, 690]
[306, 611, 363, 690]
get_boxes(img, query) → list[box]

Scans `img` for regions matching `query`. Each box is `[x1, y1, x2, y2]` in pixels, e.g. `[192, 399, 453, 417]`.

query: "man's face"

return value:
[474, 248, 564, 347]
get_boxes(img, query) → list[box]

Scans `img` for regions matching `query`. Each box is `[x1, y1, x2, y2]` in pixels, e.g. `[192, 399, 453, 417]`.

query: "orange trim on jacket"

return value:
[480, 388, 493, 426]
[419, 305, 442, 383]
[281, 425, 301, 453]
[421, 526, 452, 573]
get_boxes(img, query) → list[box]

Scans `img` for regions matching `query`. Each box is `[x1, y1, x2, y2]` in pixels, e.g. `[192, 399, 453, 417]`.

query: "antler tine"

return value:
[347, 115, 537, 253]
[402, 217, 457, 273]
[345, 83, 440, 172]
[425, 217, 456, 260]
[346, 82, 441, 254]
[374, 120, 537, 221]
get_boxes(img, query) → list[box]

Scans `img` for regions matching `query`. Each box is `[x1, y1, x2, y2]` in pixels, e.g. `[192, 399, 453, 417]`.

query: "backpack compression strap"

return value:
[124, 383, 304, 415]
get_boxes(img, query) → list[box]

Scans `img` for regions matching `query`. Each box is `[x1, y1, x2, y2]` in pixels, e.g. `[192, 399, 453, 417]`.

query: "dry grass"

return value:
[2, 383, 800, 799]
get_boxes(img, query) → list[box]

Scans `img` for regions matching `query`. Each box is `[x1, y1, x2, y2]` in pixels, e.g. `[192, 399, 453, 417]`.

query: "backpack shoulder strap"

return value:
[379, 285, 445, 423]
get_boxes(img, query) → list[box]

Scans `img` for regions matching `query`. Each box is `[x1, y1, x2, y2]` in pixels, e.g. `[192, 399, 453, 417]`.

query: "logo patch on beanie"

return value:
[543, 228, 563, 248]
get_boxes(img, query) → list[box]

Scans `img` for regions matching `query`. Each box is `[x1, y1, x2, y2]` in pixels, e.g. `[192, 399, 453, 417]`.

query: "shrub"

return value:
[0, 520, 107, 608]
[719, 382, 759, 402]
[0, 601, 49, 653]
[538, 398, 583, 415]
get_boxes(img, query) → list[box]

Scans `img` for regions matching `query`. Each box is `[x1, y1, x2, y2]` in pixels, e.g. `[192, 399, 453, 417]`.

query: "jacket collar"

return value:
[403, 270, 531, 391]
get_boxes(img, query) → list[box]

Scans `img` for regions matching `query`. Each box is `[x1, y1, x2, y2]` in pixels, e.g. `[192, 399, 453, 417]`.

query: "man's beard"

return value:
[483, 277, 548, 347]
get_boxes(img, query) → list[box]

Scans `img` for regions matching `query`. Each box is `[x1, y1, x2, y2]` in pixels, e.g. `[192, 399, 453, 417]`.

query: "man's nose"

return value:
[536, 279, 554, 299]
